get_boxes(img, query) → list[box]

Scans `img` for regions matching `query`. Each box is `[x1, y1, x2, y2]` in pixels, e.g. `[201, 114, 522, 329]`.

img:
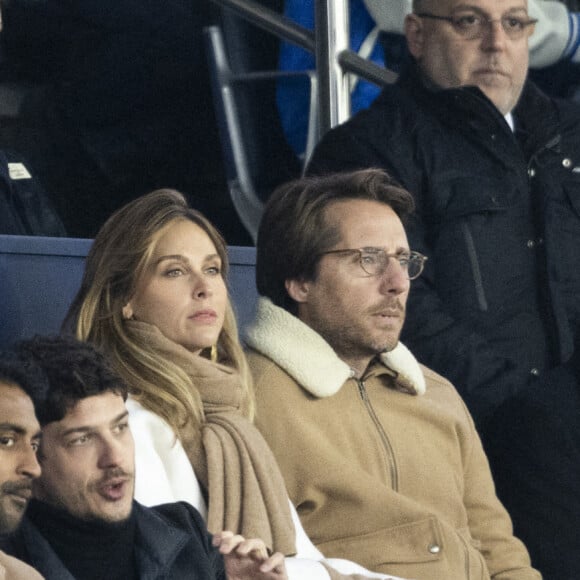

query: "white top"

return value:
[127, 397, 405, 580]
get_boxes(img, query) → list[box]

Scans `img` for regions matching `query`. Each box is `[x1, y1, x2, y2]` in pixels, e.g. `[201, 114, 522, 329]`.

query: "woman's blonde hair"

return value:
[64, 189, 254, 435]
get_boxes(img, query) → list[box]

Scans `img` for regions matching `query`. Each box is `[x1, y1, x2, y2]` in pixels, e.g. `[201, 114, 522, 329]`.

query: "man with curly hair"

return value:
[0, 351, 44, 579]
[2, 335, 287, 580]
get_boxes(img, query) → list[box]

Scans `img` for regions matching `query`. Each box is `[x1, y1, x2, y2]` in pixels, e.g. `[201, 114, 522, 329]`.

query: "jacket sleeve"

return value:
[154, 502, 227, 580]
[456, 400, 541, 579]
[401, 263, 532, 428]
[362, 0, 573, 67]
[307, 125, 531, 429]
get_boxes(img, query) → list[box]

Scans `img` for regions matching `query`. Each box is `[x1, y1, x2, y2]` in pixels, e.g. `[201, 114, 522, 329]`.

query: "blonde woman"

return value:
[64, 189, 405, 580]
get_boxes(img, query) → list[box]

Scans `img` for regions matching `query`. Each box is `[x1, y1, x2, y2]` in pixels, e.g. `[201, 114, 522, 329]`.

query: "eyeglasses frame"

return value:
[415, 11, 538, 40]
[318, 248, 428, 280]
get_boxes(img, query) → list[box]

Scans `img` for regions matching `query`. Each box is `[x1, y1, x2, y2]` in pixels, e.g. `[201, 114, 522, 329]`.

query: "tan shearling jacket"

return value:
[246, 298, 541, 580]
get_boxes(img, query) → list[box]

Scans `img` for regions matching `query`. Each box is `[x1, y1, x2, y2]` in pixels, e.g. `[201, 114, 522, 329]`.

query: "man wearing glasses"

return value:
[245, 169, 540, 580]
[364, 0, 580, 69]
[307, 2, 580, 576]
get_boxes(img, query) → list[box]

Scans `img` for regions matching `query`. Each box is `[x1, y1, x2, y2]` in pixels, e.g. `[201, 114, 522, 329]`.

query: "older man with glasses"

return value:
[364, 0, 580, 68]
[307, 1, 580, 577]
[245, 168, 540, 580]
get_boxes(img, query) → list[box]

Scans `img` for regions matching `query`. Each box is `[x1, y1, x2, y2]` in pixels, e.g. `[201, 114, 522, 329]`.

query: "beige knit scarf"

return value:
[126, 321, 296, 556]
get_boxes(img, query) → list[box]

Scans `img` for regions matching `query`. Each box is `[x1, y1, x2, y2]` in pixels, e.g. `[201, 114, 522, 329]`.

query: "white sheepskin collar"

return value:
[245, 297, 426, 398]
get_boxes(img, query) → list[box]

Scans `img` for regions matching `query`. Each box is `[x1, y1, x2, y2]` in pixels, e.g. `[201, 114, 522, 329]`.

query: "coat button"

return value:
[528, 167, 536, 177]
[428, 543, 441, 554]
[563, 158, 573, 168]
[530, 368, 540, 377]
[527, 240, 536, 249]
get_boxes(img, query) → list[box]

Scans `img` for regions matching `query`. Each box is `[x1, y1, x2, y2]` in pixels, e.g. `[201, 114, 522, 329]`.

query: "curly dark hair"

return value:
[0, 349, 49, 411]
[13, 335, 127, 426]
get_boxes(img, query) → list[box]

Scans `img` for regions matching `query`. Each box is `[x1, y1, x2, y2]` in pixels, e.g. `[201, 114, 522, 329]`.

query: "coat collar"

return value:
[245, 297, 426, 398]
[16, 517, 75, 580]
[132, 502, 192, 579]
[16, 502, 191, 580]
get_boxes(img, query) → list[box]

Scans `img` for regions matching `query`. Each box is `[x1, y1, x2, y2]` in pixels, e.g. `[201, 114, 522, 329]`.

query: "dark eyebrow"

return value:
[60, 410, 129, 438]
[0, 423, 42, 440]
[0, 423, 27, 435]
[112, 411, 130, 425]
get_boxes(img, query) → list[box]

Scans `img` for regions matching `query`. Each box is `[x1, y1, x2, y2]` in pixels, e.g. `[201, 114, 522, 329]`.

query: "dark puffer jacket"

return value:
[308, 65, 580, 429]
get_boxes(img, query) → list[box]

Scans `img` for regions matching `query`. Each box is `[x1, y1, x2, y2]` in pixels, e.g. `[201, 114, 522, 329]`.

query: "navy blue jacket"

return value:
[4, 501, 226, 580]
[308, 65, 580, 428]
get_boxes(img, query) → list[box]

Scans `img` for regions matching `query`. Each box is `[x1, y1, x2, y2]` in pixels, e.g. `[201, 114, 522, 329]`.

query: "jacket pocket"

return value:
[562, 177, 580, 218]
[457, 527, 487, 580]
[429, 176, 510, 312]
[429, 174, 509, 222]
[317, 516, 444, 567]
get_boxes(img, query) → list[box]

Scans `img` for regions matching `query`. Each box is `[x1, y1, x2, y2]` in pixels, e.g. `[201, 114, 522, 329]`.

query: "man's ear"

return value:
[405, 13, 425, 59]
[285, 278, 311, 304]
[122, 302, 134, 320]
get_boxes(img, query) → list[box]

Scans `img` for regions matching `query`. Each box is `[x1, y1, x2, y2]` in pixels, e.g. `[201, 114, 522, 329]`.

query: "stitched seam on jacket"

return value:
[461, 221, 488, 311]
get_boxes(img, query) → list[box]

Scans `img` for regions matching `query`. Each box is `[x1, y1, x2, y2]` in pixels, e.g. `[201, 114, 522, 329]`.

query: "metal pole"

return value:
[338, 50, 398, 86]
[210, 0, 315, 52]
[315, 0, 351, 137]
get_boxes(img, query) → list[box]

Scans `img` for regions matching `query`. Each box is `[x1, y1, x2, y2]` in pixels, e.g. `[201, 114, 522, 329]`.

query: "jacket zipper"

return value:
[356, 379, 398, 490]
[527, 134, 562, 366]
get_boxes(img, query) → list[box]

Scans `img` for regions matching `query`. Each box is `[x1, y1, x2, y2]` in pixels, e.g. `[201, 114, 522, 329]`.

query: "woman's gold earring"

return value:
[210, 345, 218, 362]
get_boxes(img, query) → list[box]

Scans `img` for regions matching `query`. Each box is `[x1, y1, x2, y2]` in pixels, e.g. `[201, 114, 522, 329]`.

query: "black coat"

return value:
[486, 366, 580, 580]
[3, 501, 226, 580]
[308, 65, 580, 429]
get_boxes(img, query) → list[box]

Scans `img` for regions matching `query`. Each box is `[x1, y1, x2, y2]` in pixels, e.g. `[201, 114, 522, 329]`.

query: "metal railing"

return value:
[209, 0, 397, 136]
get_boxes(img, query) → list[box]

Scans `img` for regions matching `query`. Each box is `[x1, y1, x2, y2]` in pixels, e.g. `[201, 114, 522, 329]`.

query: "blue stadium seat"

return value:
[0, 234, 258, 348]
